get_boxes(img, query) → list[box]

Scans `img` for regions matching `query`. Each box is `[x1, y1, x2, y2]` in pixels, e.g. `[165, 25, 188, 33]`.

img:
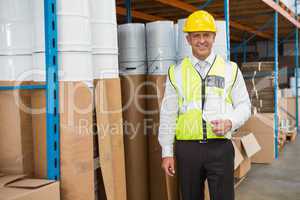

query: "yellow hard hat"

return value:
[183, 10, 217, 33]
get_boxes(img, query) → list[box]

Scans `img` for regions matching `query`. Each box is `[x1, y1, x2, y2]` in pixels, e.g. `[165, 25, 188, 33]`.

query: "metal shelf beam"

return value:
[262, 0, 300, 28]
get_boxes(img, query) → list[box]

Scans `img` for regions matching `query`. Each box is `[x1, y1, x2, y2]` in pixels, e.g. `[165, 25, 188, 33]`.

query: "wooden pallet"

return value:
[234, 176, 247, 189]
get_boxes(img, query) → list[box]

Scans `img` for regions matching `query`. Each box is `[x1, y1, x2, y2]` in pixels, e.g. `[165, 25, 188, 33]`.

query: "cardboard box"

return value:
[0, 174, 60, 200]
[237, 113, 275, 163]
[232, 132, 261, 178]
[120, 75, 149, 200]
[59, 82, 95, 200]
[95, 78, 127, 200]
[0, 81, 33, 175]
[279, 97, 300, 127]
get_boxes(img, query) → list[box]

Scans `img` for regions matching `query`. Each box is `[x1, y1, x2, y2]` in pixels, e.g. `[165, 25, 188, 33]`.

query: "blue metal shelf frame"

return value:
[274, 0, 279, 160]
[198, 0, 215, 9]
[0, 85, 46, 90]
[125, 0, 132, 23]
[224, 0, 230, 60]
[44, 0, 60, 180]
[295, 0, 299, 134]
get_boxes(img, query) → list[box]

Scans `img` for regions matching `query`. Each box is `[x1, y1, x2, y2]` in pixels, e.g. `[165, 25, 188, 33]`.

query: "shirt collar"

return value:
[190, 51, 216, 67]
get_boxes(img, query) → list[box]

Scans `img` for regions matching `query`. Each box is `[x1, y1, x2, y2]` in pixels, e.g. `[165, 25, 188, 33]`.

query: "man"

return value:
[158, 10, 251, 200]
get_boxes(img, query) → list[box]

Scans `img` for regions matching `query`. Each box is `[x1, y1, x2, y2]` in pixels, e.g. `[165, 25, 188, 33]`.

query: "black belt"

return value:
[176, 138, 229, 144]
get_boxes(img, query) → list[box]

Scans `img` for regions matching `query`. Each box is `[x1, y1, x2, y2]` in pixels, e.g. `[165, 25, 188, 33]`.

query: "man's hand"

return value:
[210, 119, 232, 136]
[161, 157, 175, 177]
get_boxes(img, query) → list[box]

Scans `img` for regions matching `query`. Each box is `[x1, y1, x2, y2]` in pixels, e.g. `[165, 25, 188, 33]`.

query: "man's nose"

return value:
[198, 36, 205, 44]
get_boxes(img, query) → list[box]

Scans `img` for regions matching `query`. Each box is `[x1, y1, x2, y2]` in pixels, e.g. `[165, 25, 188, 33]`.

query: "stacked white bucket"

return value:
[0, 0, 33, 82]
[177, 19, 228, 62]
[146, 21, 176, 75]
[90, 0, 119, 79]
[32, 0, 93, 82]
[118, 23, 147, 75]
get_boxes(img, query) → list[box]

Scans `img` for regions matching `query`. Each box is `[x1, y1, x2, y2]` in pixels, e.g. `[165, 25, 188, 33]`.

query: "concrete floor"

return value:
[235, 137, 300, 200]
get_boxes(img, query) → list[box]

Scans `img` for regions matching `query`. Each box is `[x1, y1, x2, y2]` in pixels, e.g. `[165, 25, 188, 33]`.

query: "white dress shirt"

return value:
[158, 51, 251, 158]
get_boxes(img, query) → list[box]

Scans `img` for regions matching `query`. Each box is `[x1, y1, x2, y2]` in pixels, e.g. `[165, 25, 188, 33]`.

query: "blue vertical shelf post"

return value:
[224, 0, 230, 61]
[274, 0, 279, 160]
[44, 0, 60, 180]
[295, 0, 299, 133]
[126, 0, 132, 23]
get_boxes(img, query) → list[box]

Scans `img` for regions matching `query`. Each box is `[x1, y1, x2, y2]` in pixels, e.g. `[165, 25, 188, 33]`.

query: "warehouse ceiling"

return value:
[116, 0, 299, 42]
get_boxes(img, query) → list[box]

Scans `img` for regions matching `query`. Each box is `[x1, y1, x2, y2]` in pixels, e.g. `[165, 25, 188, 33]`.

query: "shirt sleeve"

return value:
[227, 68, 252, 131]
[158, 76, 178, 158]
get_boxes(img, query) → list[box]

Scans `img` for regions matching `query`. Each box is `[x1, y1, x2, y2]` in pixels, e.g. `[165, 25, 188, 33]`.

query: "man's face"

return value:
[186, 32, 216, 59]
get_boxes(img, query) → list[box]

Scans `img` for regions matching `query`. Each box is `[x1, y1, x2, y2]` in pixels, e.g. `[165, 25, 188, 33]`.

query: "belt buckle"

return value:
[199, 139, 207, 144]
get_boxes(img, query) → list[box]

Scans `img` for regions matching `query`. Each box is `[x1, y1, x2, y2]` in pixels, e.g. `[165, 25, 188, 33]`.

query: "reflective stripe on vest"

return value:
[168, 55, 238, 140]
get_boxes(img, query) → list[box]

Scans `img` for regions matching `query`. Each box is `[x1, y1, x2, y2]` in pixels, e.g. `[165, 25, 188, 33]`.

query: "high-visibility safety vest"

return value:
[168, 55, 238, 141]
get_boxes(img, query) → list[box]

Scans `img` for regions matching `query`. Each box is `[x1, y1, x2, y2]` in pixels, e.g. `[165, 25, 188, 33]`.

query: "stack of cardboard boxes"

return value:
[232, 132, 261, 179]
[242, 62, 275, 113]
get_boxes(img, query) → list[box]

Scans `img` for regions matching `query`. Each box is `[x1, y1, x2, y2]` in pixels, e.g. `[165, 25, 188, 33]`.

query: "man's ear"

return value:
[212, 32, 216, 41]
[186, 34, 192, 45]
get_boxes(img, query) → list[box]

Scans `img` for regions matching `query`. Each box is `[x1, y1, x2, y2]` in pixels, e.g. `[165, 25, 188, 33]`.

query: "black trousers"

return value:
[175, 139, 235, 200]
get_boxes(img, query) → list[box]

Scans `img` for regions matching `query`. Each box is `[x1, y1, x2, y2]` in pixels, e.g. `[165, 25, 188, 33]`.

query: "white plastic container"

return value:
[174, 23, 178, 58]
[0, 22, 33, 55]
[32, 53, 46, 82]
[90, 0, 118, 54]
[0, 0, 33, 55]
[93, 54, 119, 79]
[91, 23, 118, 54]
[147, 60, 176, 75]
[118, 23, 146, 62]
[0, 55, 33, 81]
[32, 19, 45, 52]
[177, 19, 192, 61]
[0, 0, 32, 21]
[90, 0, 117, 24]
[146, 21, 176, 61]
[57, 0, 89, 17]
[119, 61, 147, 75]
[214, 21, 227, 46]
[32, 52, 93, 81]
[32, 0, 91, 51]
[57, 16, 91, 51]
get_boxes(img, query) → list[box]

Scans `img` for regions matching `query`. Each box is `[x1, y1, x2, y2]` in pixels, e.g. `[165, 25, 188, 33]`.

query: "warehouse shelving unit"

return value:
[116, 0, 300, 160]
[0, 0, 60, 180]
